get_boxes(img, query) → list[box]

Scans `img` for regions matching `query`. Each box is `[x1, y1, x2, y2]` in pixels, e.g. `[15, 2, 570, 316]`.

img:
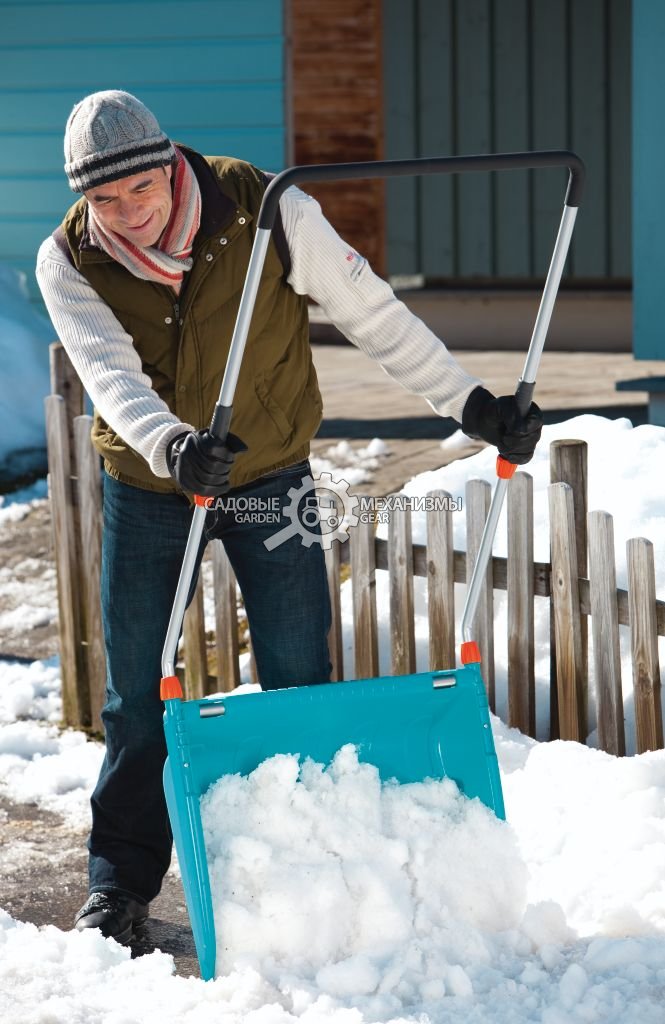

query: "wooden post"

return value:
[248, 647, 259, 685]
[627, 538, 664, 752]
[49, 342, 84, 450]
[325, 542, 344, 681]
[211, 539, 240, 693]
[588, 511, 625, 755]
[44, 395, 88, 727]
[73, 415, 105, 731]
[350, 515, 379, 678]
[183, 574, 208, 699]
[549, 439, 588, 739]
[48, 343, 89, 727]
[388, 506, 416, 675]
[507, 472, 535, 736]
[549, 482, 586, 741]
[466, 479, 495, 708]
[426, 490, 455, 671]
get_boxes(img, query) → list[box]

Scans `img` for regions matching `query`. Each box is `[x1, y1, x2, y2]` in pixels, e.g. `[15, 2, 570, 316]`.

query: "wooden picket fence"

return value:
[45, 342, 665, 755]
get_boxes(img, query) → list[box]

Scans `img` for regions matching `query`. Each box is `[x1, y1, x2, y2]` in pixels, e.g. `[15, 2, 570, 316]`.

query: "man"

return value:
[37, 90, 542, 945]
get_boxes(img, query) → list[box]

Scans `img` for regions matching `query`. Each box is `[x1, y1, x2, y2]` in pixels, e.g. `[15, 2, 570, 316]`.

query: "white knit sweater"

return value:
[36, 186, 481, 479]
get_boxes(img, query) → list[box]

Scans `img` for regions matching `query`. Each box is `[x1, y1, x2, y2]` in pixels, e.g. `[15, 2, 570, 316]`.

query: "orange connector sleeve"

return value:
[496, 456, 518, 479]
[461, 641, 482, 665]
[160, 675, 184, 700]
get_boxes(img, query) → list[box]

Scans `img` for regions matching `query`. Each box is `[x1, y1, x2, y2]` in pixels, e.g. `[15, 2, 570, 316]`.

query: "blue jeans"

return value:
[89, 461, 331, 903]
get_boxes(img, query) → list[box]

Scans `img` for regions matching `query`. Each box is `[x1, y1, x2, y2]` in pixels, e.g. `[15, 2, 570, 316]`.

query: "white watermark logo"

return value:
[204, 474, 462, 549]
[202, 494, 281, 524]
[264, 473, 360, 551]
[262, 473, 462, 551]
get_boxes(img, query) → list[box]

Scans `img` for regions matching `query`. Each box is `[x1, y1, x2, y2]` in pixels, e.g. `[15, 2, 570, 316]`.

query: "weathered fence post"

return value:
[388, 506, 416, 675]
[466, 479, 494, 708]
[47, 343, 90, 728]
[211, 540, 240, 693]
[588, 511, 625, 755]
[73, 414, 105, 730]
[350, 513, 379, 678]
[627, 538, 664, 752]
[549, 482, 586, 741]
[426, 490, 455, 671]
[325, 542, 344, 681]
[44, 394, 89, 727]
[549, 439, 588, 739]
[183, 575, 208, 698]
[507, 472, 535, 736]
[49, 343, 84, 451]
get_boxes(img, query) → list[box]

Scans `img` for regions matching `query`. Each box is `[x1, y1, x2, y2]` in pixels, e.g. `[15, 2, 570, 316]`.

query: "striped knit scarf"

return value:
[87, 146, 201, 288]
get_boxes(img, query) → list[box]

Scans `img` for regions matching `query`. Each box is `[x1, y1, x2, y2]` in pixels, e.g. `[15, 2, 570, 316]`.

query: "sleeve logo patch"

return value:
[344, 249, 367, 282]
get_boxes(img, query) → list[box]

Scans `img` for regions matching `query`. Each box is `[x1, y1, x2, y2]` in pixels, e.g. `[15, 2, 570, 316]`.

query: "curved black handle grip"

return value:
[258, 150, 585, 230]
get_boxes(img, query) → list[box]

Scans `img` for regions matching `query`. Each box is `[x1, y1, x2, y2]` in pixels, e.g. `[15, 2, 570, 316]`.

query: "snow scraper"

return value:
[159, 152, 585, 980]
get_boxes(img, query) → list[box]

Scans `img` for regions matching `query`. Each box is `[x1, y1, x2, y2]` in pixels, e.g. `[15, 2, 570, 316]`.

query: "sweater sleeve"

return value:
[36, 236, 194, 478]
[279, 186, 482, 423]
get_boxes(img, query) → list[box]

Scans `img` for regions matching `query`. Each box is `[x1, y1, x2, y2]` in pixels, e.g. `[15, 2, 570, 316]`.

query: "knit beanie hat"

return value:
[64, 90, 175, 193]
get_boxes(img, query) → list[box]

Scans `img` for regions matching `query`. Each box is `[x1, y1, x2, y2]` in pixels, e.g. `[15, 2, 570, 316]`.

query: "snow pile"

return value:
[0, 266, 51, 480]
[0, 659, 102, 824]
[202, 745, 525, 1006]
[0, 656, 61, 724]
[0, 719, 101, 822]
[194, 739, 665, 1021]
[500, 729, 665, 937]
[310, 438, 390, 485]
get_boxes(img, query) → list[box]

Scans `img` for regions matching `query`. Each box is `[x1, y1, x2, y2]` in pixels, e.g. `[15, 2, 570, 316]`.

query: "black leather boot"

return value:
[74, 892, 150, 944]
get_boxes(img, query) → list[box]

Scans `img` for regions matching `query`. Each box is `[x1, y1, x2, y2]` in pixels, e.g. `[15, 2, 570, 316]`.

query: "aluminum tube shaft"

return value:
[162, 503, 207, 678]
[460, 203, 578, 644]
[461, 477, 510, 643]
[218, 228, 272, 407]
[521, 205, 578, 387]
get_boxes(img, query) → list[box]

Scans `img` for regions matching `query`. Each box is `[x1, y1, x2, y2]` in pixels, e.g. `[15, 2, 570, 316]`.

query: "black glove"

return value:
[461, 386, 543, 465]
[165, 428, 247, 496]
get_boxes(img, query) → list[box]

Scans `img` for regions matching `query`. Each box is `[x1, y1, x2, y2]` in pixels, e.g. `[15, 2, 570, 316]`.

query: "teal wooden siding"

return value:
[633, 0, 665, 360]
[383, 0, 632, 282]
[0, 0, 286, 299]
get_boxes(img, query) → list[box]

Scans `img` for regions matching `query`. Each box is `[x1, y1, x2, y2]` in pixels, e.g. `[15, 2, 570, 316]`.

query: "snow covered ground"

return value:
[1, 416, 665, 1023]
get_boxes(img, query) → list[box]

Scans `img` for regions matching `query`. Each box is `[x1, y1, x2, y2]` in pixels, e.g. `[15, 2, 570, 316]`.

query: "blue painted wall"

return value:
[384, 0, 632, 283]
[0, 0, 286, 300]
[633, 0, 664, 361]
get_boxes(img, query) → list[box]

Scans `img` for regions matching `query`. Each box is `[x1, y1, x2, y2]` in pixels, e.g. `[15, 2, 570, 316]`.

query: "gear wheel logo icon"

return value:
[264, 472, 359, 551]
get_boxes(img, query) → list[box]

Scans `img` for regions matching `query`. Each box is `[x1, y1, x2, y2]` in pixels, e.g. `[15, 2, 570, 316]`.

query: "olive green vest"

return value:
[59, 147, 322, 493]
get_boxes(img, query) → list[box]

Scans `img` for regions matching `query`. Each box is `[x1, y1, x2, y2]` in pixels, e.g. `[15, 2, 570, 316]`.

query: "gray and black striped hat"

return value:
[64, 90, 175, 193]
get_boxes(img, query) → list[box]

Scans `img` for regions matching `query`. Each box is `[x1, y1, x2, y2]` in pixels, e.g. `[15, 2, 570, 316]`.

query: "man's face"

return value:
[85, 165, 173, 246]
